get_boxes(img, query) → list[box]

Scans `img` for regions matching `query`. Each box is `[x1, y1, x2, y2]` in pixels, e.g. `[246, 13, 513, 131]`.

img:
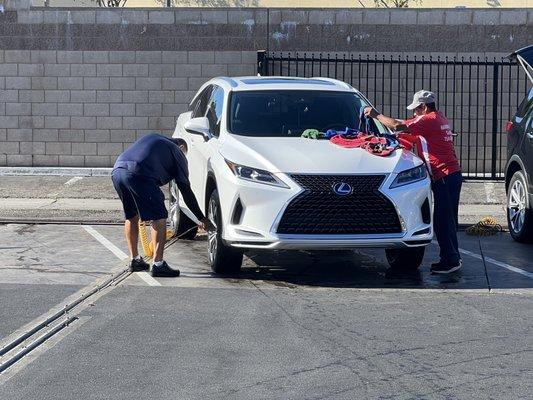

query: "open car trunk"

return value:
[508, 45, 533, 84]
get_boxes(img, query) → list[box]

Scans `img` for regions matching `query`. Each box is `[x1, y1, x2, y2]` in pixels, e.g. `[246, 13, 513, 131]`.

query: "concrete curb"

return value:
[0, 167, 112, 177]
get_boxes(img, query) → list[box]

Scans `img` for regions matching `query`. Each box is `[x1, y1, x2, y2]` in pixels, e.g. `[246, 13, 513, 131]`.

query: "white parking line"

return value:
[82, 226, 162, 287]
[432, 240, 533, 280]
[136, 272, 161, 286]
[458, 248, 533, 279]
[483, 182, 498, 204]
[181, 272, 215, 278]
[82, 225, 128, 260]
[64, 176, 83, 186]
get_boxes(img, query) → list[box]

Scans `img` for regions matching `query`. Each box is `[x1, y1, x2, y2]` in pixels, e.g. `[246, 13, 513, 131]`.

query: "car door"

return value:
[521, 94, 533, 188]
[185, 85, 213, 204]
[509, 46, 533, 187]
[192, 84, 226, 210]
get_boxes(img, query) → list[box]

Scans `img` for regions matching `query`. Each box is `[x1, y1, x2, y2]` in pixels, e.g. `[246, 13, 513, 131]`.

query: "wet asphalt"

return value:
[0, 222, 532, 399]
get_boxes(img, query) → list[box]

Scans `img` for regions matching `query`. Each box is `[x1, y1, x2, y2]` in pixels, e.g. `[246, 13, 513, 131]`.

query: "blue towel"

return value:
[344, 127, 360, 136]
[325, 129, 341, 139]
[358, 107, 374, 134]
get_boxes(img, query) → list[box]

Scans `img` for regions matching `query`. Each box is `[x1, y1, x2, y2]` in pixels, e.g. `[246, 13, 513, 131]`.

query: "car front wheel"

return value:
[507, 170, 533, 243]
[385, 246, 425, 271]
[207, 189, 244, 274]
[168, 180, 198, 240]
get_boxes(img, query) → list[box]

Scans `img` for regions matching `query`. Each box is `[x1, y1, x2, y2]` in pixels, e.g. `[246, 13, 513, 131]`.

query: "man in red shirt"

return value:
[364, 90, 463, 274]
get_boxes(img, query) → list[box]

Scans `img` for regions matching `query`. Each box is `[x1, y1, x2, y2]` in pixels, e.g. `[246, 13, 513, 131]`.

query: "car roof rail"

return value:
[218, 77, 239, 88]
[312, 77, 352, 90]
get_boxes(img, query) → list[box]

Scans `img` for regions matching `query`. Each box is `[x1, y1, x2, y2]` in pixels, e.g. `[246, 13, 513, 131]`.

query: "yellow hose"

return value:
[138, 220, 153, 258]
[465, 217, 503, 237]
[138, 219, 175, 259]
[166, 229, 174, 240]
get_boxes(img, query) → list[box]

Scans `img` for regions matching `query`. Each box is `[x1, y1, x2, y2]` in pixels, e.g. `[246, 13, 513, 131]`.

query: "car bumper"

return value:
[226, 236, 432, 250]
[213, 161, 433, 251]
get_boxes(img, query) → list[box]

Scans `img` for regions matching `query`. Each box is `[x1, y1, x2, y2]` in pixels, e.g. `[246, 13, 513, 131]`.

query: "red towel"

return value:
[330, 134, 374, 149]
[330, 134, 398, 157]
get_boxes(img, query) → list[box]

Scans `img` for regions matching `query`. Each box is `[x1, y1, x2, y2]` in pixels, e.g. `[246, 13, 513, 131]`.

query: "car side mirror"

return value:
[184, 117, 211, 141]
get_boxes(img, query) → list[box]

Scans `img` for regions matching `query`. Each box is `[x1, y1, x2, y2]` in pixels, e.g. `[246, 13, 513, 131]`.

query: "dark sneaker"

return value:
[152, 261, 180, 277]
[431, 260, 462, 275]
[130, 257, 150, 272]
[430, 261, 445, 269]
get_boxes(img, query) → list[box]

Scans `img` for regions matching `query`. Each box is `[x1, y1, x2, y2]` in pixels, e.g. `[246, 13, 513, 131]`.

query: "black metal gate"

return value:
[257, 51, 530, 180]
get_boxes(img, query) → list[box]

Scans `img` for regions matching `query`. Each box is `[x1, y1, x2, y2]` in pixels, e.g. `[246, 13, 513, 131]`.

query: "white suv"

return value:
[171, 77, 433, 274]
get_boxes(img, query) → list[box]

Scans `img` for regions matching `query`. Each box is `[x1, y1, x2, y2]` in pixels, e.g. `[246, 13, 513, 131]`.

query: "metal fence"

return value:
[257, 51, 530, 180]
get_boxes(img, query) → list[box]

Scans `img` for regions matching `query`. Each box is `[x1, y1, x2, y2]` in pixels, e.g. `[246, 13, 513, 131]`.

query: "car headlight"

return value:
[225, 160, 289, 188]
[390, 165, 428, 188]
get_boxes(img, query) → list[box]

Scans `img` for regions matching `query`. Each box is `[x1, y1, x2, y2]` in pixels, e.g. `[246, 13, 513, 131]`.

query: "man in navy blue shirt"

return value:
[112, 133, 212, 277]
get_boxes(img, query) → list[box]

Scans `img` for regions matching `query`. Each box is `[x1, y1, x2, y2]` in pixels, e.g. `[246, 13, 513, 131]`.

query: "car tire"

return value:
[385, 247, 425, 270]
[507, 170, 533, 243]
[168, 180, 198, 240]
[207, 189, 244, 274]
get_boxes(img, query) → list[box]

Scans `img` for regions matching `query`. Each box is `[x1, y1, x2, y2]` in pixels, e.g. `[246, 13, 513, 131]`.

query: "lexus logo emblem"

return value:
[332, 182, 353, 196]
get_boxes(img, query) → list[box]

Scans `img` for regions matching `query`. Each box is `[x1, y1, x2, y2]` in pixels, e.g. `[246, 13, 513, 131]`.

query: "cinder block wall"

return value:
[0, 7, 531, 167]
[0, 48, 257, 167]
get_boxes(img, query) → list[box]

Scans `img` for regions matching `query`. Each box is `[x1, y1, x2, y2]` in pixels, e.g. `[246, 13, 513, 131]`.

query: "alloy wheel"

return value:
[207, 197, 219, 264]
[169, 181, 180, 233]
[508, 179, 526, 234]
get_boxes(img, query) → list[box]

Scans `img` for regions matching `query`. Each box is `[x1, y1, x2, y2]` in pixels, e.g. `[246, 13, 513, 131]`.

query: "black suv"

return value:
[506, 45, 533, 242]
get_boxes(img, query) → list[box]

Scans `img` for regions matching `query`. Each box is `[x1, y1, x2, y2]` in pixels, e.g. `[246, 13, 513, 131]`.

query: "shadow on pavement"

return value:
[225, 249, 483, 290]
[164, 232, 532, 291]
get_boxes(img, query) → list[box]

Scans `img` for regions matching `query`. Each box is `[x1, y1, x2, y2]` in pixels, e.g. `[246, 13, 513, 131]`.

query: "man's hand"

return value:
[199, 217, 215, 233]
[364, 107, 407, 132]
[363, 107, 379, 119]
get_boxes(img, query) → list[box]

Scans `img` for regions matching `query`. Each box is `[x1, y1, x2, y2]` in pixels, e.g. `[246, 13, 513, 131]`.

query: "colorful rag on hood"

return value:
[329, 108, 401, 157]
[301, 129, 327, 139]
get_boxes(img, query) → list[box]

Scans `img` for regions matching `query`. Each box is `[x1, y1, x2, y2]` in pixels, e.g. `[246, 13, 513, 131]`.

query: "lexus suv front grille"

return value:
[276, 174, 402, 235]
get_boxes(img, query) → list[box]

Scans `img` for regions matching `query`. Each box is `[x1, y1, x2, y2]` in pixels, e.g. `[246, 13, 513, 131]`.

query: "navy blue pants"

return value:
[111, 168, 168, 221]
[432, 171, 462, 264]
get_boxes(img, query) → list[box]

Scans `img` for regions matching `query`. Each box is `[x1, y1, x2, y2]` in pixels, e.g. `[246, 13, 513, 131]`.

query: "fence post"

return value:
[257, 50, 267, 76]
[491, 63, 499, 179]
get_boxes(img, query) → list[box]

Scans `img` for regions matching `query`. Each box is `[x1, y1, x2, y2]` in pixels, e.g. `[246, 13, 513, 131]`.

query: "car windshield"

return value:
[228, 90, 387, 137]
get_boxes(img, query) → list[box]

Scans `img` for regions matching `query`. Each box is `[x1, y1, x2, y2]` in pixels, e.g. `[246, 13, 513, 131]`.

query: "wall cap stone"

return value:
[13, 7, 530, 27]
[0, 166, 112, 176]
[3, 0, 31, 11]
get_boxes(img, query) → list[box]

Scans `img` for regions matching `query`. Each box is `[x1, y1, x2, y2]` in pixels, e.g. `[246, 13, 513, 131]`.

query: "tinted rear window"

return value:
[516, 87, 533, 119]
[228, 90, 386, 137]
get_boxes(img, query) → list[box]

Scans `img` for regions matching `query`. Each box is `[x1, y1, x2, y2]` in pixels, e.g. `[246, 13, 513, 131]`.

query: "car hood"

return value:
[220, 135, 421, 175]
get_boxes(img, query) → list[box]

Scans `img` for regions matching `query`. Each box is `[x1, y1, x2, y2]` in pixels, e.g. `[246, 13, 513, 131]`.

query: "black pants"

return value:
[432, 171, 462, 264]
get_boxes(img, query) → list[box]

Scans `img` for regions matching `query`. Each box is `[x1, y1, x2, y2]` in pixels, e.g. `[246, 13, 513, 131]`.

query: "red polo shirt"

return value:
[400, 111, 461, 181]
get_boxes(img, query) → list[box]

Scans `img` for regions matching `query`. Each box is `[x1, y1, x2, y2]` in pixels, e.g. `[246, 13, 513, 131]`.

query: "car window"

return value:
[189, 93, 200, 113]
[205, 85, 225, 137]
[191, 85, 213, 118]
[515, 87, 533, 119]
[515, 88, 533, 133]
[523, 102, 533, 133]
[228, 90, 387, 137]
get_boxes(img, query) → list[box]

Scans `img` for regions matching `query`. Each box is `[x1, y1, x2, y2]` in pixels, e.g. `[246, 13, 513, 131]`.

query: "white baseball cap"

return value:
[407, 90, 436, 110]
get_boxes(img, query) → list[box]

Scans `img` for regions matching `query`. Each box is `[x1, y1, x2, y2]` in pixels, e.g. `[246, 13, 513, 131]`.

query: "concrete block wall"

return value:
[0, 48, 257, 167]
[0, 7, 531, 167]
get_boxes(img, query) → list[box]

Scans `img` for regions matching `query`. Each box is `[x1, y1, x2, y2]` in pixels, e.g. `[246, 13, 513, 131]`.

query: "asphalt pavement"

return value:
[3, 285, 532, 400]
[0, 222, 532, 399]
[0, 172, 531, 399]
